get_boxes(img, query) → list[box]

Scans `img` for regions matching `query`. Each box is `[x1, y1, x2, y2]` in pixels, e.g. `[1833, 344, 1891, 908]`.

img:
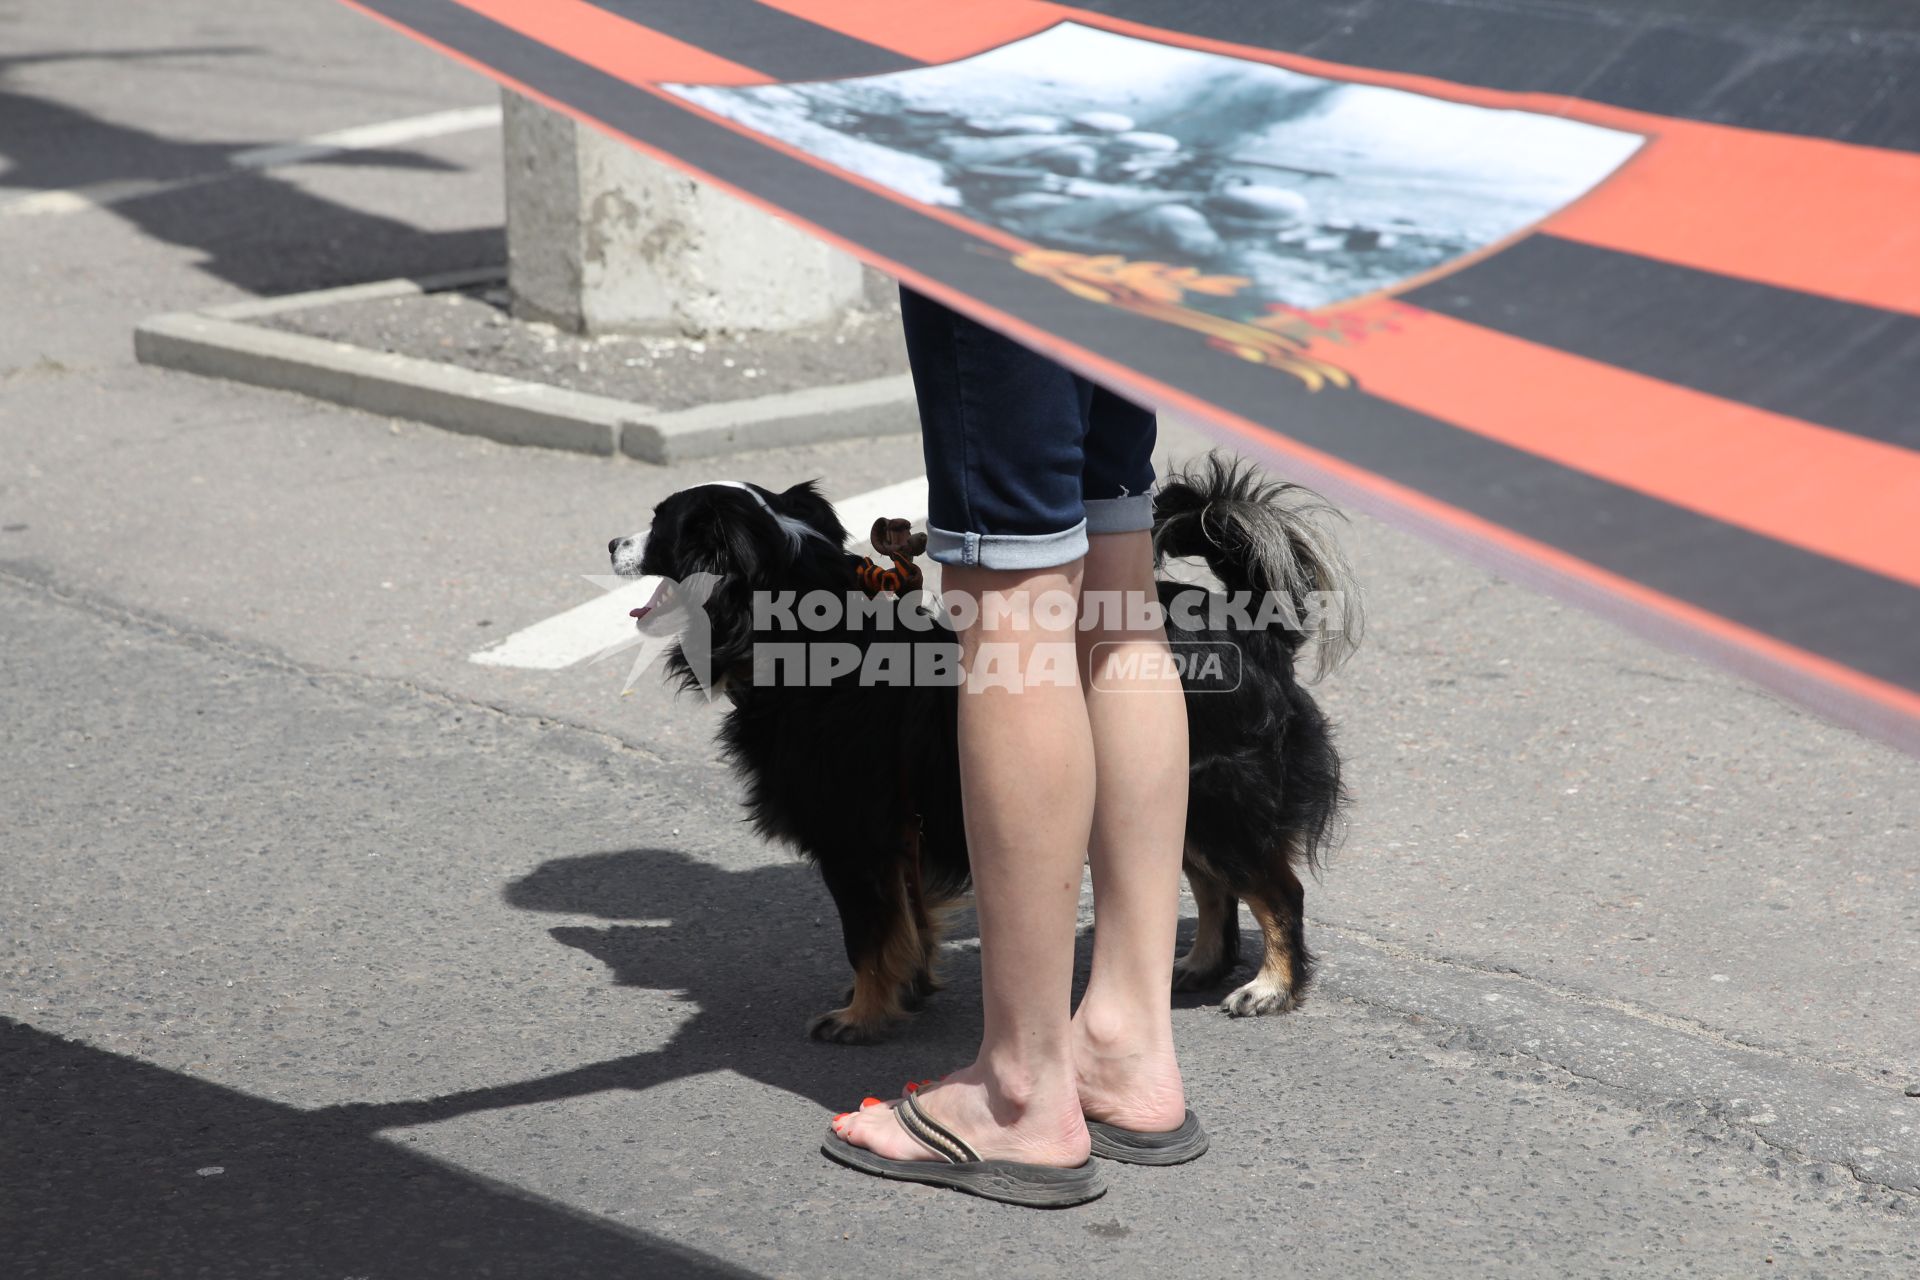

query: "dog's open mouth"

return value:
[629, 579, 671, 624]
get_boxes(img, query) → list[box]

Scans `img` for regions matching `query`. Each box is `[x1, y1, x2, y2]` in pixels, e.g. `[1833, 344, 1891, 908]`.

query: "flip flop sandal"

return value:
[1086, 1109, 1209, 1165]
[822, 1092, 1108, 1208]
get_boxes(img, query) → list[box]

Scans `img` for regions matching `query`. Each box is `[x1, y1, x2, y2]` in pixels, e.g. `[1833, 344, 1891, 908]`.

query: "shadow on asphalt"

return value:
[0, 48, 502, 294]
[310, 847, 1240, 1134]
[0, 1018, 762, 1279]
[312, 848, 989, 1129]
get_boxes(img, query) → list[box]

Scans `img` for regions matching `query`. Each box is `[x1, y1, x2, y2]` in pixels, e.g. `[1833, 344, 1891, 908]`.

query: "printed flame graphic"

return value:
[1011, 250, 1407, 393]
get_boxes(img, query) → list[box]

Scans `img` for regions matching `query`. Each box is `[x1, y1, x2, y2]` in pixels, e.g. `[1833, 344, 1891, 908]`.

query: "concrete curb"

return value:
[133, 270, 917, 461]
[621, 373, 916, 464]
[134, 311, 629, 455]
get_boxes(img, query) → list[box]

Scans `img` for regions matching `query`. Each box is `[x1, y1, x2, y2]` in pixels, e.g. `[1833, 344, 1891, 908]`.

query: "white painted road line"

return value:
[469, 576, 662, 671]
[228, 105, 503, 169]
[827, 474, 930, 547]
[469, 475, 931, 671]
[0, 105, 502, 219]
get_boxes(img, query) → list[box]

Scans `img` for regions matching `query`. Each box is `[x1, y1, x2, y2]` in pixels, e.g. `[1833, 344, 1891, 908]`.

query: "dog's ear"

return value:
[693, 506, 771, 679]
[772, 479, 848, 550]
[674, 500, 772, 583]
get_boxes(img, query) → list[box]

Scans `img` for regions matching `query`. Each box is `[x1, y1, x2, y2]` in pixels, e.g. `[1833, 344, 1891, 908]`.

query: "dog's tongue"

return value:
[628, 579, 669, 622]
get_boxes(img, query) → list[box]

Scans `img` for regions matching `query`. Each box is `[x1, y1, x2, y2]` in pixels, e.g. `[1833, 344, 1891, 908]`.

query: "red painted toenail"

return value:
[862, 1096, 884, 1107]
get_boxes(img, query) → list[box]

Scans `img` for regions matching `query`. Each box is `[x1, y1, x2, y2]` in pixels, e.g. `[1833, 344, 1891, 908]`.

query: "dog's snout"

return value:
[609, 532, 648, 576]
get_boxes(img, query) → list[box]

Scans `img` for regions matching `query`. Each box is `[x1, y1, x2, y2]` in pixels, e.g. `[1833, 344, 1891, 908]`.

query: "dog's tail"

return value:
[1151, 452, 1363, 681]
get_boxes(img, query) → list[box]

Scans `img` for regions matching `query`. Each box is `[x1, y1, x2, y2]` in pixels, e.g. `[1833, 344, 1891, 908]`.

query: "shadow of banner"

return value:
[0, 1018, 760, 1280]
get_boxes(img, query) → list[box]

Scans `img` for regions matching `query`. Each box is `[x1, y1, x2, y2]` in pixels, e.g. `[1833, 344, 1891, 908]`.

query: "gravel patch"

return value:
[262, 282, 910, 410]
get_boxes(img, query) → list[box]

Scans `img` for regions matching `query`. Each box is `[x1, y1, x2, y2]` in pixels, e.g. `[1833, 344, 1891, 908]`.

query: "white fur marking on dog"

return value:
[701, 481, 835, 554]
[467, 476, 929, 670]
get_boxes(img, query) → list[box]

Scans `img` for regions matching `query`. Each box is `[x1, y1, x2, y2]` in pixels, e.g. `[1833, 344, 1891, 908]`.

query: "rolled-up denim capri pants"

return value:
[900, 287, 1157, 571]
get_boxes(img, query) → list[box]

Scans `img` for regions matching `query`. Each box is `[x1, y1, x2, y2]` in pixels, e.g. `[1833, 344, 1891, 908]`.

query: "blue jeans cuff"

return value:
[1083, 486, 1157, 535]
[926, 519, 1091, 570]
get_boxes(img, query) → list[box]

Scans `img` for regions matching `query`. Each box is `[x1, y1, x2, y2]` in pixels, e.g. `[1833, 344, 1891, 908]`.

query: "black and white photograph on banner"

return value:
[669, 22, 1645, 311]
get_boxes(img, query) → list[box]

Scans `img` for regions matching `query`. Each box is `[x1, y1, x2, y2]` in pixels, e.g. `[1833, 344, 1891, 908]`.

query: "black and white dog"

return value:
[610, 455, 1357, 1043]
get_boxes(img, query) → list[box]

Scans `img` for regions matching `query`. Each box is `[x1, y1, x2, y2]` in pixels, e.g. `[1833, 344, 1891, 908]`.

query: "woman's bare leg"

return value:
[1072, 529, 1190, 1131]
[834, 563, 1093, 1165]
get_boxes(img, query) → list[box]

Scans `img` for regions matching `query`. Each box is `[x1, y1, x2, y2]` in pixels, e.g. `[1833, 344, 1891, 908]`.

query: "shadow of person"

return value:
[2, 1017, 762, 1279]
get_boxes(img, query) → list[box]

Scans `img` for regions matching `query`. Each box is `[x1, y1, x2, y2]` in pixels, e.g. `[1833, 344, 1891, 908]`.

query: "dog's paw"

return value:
[840, 973, 939, 1013]
[1220, 977, 1301, 1017]
[1171, 956, 1234, 992]
[807, 1006, 889, 1044]
[901, 969, 942, 1011]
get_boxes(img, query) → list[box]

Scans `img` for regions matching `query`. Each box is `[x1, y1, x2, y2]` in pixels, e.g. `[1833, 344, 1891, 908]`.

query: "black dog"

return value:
[609, 455, 1357, 1042]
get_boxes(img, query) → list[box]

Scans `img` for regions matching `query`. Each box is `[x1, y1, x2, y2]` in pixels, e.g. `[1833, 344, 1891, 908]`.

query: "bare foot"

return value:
[1071, 1005, 1188, 1134]
[831, 1060, 1090, 1166]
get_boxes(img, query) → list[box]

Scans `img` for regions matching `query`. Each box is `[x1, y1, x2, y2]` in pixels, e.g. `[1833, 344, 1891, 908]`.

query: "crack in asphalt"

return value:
[1308, 916, 1892, 1085]
[0, 560, 669, 767]
[1317, 972, 1917, 1205]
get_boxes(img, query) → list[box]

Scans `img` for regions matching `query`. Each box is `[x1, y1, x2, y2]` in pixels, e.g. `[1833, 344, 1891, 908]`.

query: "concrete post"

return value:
[501, 91, 869, 334]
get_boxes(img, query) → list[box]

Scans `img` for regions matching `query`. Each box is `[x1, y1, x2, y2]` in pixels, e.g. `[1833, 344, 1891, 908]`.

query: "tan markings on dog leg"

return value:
[899, 841, 945, 1007]
[1221, 893, 1301, 1017]
[808, 872, 925, 1043]
[911, 891, 965, 1004]
[1173, 862, 1240, 992]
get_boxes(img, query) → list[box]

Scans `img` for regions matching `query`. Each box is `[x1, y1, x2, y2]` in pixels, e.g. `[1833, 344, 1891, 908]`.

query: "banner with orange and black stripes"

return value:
[339, 0, 1920, 751]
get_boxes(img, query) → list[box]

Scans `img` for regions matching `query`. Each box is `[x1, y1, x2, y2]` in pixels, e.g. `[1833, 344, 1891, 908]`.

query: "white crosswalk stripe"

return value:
[0, 105, 501, 218]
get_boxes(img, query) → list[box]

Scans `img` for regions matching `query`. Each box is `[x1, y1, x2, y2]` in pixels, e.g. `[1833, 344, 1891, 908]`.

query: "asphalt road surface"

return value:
[4, 4, 1917, 1277]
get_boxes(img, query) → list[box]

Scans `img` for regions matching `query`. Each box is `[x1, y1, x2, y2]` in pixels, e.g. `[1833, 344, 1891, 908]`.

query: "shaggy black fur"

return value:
[616, 456, 1353, 1042]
